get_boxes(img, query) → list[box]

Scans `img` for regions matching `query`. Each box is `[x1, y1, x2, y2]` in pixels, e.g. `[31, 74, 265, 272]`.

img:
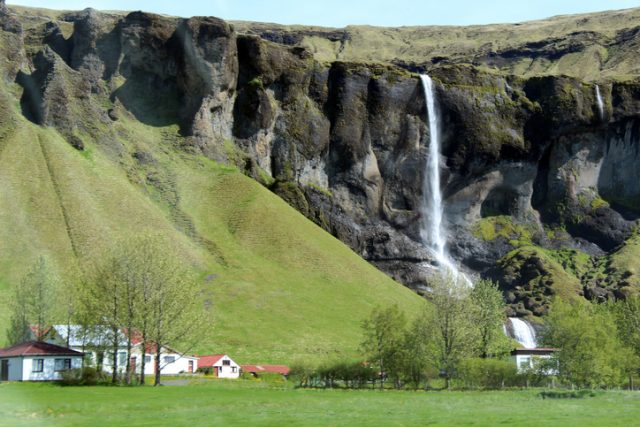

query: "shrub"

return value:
[197, 367, 213, 375]
[457, 358, 518, 389]
[539, 390, 599, 399]
[60, 368, 83, 386]
[59, 367, 105, 386]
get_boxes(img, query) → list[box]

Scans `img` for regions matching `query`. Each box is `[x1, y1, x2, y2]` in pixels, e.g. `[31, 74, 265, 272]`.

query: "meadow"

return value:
[1, 380, 639, 426]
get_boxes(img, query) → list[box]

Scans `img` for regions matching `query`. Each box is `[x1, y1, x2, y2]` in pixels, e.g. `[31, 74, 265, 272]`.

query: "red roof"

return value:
[241, 364, 290, 375]
[0, 341, 83, 357]
[198, 354, 226, 367]
[29, 325, 52, 337]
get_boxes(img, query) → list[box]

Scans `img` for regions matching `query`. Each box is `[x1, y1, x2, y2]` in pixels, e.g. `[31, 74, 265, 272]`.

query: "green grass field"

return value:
[1, 381, 639, 426]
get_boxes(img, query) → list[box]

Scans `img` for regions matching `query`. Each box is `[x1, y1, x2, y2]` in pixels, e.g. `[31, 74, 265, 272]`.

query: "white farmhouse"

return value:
[130, 343, 198, 376]
[511, 348, 558, 374]
[0, 341, 83, 382]
[47, 325, 128, 374]
[198, 354, 240, 378]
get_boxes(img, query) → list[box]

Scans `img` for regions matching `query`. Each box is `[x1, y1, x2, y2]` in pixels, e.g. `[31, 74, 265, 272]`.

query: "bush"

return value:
[290, 360, 376, 389]
[457, 358, 518, 389]
[60, 368, 83, 386]
[539, 390, 599, 399]
[197, 366, 213, 375]
[59, 367, 105, 386]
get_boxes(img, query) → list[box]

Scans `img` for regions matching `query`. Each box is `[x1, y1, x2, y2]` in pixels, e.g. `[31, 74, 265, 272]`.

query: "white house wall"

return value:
[77, 349, 129, 374]
[512, 354, 555, 374]
[131, 350, 198, 376]
[212, 355, 240, 379]
[19, 356, 82, 381]
[2, 358, 23, 381]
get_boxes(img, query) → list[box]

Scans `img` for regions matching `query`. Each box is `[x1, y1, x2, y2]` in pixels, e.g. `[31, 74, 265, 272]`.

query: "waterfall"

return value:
[507, 317, 537, 348]
[419, 74, 469, 284]
[595, 84, 604, 120]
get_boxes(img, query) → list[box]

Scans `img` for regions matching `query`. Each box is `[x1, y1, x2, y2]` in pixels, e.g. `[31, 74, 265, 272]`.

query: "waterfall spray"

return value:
[507, 317, 538, 348]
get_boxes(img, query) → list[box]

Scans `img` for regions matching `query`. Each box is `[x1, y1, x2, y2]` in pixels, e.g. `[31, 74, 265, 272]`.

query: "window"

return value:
[164, 356, 175, 364]
[222, 360, 230, 366]
[118, 352, 127, 366]
[55, 358, 72, 372]
[519, 357, 531, 369]
[145, 356, 151, 364]
[32, 359, 44, 373]
[231, 366, 237, 373]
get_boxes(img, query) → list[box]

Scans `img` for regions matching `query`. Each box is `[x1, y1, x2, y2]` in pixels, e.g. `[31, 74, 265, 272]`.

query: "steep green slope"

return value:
[0, 85, 422, 363]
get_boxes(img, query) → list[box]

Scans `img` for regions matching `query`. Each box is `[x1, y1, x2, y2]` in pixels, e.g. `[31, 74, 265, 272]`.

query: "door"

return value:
[188, 360, 194, 374]
[130, 357, 137, 374]
[1, 360, 8, 381]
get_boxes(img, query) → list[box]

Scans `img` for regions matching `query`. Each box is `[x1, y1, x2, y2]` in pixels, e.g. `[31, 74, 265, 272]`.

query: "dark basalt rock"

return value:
[7, 7, 640, 310]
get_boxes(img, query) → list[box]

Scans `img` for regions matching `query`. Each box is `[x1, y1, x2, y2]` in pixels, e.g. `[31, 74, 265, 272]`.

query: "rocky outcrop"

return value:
[5, 6, 640, 314]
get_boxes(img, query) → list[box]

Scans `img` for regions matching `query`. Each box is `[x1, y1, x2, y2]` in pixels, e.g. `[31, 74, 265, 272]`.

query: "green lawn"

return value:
[1, 381, 639, 426]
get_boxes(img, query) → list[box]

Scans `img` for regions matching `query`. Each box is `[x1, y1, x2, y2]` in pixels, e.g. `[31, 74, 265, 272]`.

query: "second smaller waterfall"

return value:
[595, 84, 604, 120]
[506, 317, 537, 348]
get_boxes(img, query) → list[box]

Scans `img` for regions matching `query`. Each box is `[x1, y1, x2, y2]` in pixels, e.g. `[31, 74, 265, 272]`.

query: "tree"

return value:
[422, 273, 478, 389]
[401, 305, 435, 389]
[6, 256, 57, 344]
[6, 288, 31, 345]
[132, 235, 206, 385]
[611, 296, 640, 389]
[81, 233, 208, 386]
[542, 300, 630, 388]
[84, 255, 123, 384]
[469, 279, 509, 358]
[361, 304, 407, 389]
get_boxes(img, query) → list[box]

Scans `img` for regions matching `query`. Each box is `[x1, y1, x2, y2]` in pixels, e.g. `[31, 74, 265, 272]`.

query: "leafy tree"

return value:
[542, 300, 631, 388]
[6, 289, 30, 345]
[401, 305, 435, 389]
[84, 255, 123, 384]
[81, 233, 208, 386]
[6, 256, 57, 344]
[611, 296, 640, 389]
[422, 273, 478, 389]
[137, 237, 206, 387]
[470, 279, 509, 358]
[361, 304, 406, 389]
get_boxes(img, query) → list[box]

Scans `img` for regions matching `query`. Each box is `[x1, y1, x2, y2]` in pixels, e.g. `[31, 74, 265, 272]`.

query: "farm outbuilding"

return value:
[0, 341, 83, 382]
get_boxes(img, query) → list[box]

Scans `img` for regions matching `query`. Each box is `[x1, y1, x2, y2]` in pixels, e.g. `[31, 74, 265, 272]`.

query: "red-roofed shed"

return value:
[197, 354, 240, 379]
[0, 341, 84, 382]
[241, 364, 290, 377]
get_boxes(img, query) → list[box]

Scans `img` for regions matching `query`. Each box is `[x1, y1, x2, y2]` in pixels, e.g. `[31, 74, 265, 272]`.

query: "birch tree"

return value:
[470, 279, 509, 358]
[6, 256, 57, 344]
[84, 256, 123, 384]
[361, 304, 406, 389]
[423, 273, 478, 389]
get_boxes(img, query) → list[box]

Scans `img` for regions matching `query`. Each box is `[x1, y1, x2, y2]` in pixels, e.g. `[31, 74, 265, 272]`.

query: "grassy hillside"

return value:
[0, 78, 422, 364]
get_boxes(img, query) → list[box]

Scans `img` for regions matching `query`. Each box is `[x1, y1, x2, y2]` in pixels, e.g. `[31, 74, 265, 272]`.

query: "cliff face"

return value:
[4, 6, 640, 316]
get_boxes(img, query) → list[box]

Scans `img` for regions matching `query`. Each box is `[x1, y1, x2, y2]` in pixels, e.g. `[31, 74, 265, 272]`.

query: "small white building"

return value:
[47, 325, 129, 374]
[511, 348, 558, 374]
[130, 343, 198, 376]
[198, 354, 240, 379]
[0, 341, 83, 382]
[43, 325, 198, 376]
